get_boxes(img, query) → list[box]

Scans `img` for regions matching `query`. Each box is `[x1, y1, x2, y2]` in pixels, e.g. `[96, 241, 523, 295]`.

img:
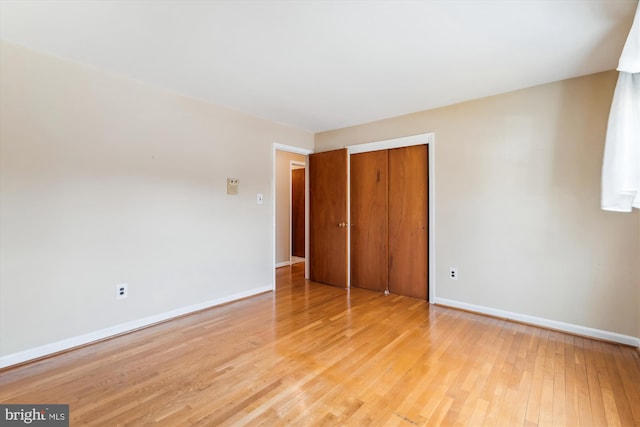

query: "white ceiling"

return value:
[0, 0, 637, 132]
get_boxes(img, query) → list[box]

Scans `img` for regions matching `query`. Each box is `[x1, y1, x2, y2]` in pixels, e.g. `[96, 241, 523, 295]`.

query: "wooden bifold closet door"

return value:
[308, 149, 349, 288]
[350, 144, 428, 300]
[350, 150, 388, 292]
[388, 144, 428, 299]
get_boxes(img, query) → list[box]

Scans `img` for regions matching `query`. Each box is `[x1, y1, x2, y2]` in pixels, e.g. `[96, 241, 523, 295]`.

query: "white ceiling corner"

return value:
[0, 0, 637, 132]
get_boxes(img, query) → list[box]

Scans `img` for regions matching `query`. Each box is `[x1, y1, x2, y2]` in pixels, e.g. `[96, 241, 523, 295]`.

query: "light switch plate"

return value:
[257, 193, 263, 204]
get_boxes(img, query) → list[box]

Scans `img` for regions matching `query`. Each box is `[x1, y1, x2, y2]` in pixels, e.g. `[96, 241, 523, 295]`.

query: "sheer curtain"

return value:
[601, 3, 640, 212]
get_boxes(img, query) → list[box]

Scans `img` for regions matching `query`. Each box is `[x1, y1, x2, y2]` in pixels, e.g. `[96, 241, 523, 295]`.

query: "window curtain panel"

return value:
[601, 3, 640, 212]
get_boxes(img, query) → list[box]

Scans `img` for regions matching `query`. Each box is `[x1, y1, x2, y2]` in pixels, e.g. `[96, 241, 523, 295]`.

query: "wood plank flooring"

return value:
[1, 263, 639, 425]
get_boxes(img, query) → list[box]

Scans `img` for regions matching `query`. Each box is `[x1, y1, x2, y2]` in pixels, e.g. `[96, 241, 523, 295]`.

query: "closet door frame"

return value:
[346, 132, 435, 303]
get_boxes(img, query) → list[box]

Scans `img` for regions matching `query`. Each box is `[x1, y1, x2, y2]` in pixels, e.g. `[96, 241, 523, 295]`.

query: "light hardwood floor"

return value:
[1, 263, 639, 426]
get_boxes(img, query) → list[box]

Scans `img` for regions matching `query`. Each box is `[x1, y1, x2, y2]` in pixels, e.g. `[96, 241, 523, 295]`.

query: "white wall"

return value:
[0, 41, 313, 362]
[316, 70, 640, 341]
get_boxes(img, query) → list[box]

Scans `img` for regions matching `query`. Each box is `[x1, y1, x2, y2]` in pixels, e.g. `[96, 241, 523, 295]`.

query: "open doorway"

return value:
[290, 161, 305, 264]
[274, 146, 311, 273]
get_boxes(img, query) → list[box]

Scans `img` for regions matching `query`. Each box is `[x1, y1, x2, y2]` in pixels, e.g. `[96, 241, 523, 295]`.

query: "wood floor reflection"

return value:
[1, 263, 639, 425]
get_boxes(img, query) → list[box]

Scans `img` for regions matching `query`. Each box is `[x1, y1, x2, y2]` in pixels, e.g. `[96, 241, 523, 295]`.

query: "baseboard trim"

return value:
[275, 261, 291, 268]
[434, 297, 640, 347]
[0, 285, 273, 369]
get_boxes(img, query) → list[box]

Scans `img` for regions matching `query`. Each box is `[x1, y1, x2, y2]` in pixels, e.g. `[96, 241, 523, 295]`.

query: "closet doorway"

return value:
[308, 133, 434, 300]
[351, 144, 428, 299]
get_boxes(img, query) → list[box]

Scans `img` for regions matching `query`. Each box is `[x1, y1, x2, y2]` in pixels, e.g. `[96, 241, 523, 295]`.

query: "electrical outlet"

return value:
[116, 283, 128, 299]
[449, 268, 458, 280]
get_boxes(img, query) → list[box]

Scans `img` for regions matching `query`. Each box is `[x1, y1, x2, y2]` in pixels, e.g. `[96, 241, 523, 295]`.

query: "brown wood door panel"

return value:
[308, 149, 348, 287]
[291, 168, 305, 258]
[388, 145, 428, 300]
[350, 150, 388, 292]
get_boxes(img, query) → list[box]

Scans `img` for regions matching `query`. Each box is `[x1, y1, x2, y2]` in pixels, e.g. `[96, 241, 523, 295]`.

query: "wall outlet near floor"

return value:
[449, 268, 458, 280]
[116, 283, 128, 299]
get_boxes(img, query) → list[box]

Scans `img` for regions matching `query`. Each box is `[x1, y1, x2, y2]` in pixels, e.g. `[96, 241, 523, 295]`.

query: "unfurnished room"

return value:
[0, 1, 639, 425]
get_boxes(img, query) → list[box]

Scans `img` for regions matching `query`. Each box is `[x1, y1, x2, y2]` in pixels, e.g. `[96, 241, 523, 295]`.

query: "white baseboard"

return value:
[434, 297, 640, 347]
[275, 261, 291, 268]
[0, 285, 273, 369]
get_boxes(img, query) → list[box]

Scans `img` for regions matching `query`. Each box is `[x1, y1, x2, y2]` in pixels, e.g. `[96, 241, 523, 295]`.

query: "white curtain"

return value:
[601, 3, 640, 212]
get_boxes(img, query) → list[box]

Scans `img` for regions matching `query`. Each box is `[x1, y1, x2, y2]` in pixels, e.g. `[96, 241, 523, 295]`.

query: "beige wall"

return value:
[316, 70, 640, 338]
[275, 150, 306, 264]
[0, 41, 313, 359]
